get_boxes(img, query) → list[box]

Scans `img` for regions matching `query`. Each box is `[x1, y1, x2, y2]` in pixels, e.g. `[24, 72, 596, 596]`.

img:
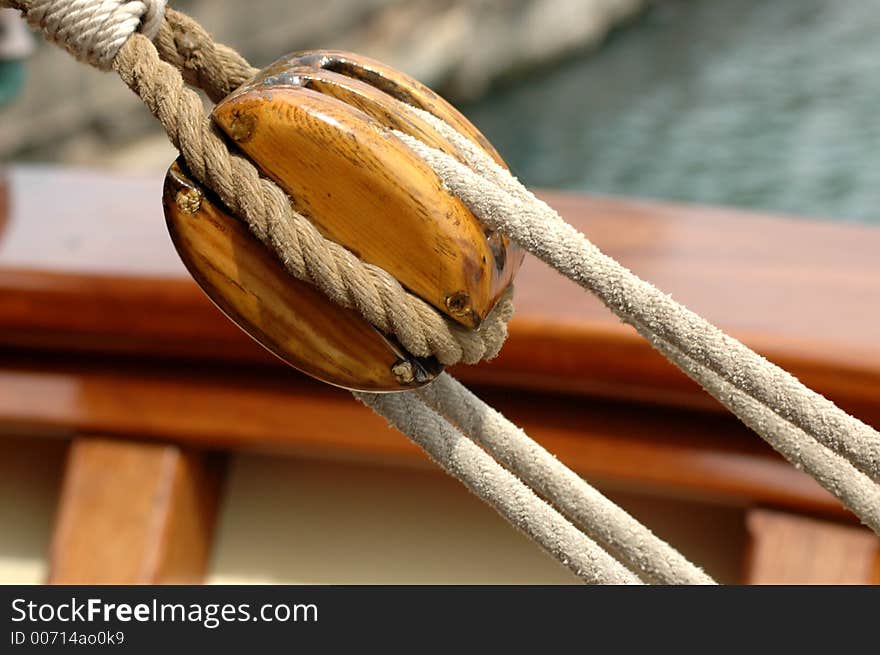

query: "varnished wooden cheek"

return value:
[163, 159, 442, 392]
[262, 50, 506, 167]
[213, 51, 523, 327]
[213, 86, 510, 328]
[167, 51, 522, 390]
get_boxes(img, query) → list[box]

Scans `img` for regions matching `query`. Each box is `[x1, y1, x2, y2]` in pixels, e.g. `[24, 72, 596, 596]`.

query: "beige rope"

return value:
[396, 123, 880, 533]
[354, 389, 642, 585]
[8, 0, 877, 581]
[7, 0, 164, 68]
[411, 374, 716, 584]
[153, 7, 255, 103]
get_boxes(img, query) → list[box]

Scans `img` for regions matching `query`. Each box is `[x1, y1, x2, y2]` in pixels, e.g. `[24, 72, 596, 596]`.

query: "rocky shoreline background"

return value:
[1, 0, 644, 169]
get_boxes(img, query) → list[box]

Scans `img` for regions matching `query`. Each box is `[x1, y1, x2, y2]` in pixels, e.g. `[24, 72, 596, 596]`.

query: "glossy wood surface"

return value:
[274, 50, 505, 165]
[233, 63, 519, 294]
[1, 166, 878, 426]
[164, 160, 440, 391]
[744, 508, 880, 584]
[251, 66, 503, 169]
[48, 436, 224, 584]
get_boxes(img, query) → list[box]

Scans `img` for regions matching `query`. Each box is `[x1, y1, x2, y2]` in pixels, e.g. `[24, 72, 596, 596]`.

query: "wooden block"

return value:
[212, 52, 522, 328]
[164, 159, 441, 391]
[48, 436, 224, 584]
[744, 508, 879, 584]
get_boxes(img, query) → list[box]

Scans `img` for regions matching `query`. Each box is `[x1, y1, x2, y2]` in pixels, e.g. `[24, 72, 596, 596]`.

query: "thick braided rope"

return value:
[6, 0, 164, 68]
[111, 34, 509, 366]
[354, 389, 642, 584]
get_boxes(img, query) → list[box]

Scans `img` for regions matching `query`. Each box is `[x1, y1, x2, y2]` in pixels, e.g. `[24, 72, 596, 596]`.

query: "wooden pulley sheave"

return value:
[163, 50, 523, 392]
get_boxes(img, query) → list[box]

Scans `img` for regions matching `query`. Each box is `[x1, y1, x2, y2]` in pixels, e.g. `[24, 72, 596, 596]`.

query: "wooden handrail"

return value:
[1, 165, 878, 519]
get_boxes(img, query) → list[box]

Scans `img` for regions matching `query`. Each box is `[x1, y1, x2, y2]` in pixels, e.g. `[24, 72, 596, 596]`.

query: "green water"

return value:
[0, 60, 26, 108]
[461, 0, 880, 224]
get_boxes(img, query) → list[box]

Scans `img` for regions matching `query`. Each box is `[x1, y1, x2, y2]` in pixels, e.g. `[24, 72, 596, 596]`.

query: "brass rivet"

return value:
[175, 187, 202, 214]
[445, 291, 471, 316]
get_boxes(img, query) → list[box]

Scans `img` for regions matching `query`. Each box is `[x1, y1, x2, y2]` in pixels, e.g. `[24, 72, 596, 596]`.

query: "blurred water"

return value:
[461, 0, 880, 224]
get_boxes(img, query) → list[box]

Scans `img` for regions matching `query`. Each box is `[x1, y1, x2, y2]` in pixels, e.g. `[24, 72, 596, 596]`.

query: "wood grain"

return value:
[744, 508, 879, 584]
[1, 167, 877, 424]
[277, 50, 506, 165]
[239, 62, 520, 291]
[213, 79, 520, 327]
[252, 65, 503, 169]
[164, 159, 440, 391]
[48, 436, 224, 584]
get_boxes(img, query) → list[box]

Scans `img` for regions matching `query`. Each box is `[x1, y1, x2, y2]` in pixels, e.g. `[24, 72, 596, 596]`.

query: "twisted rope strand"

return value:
[153, 6, 255, 103]
[8, 0, 164, 68]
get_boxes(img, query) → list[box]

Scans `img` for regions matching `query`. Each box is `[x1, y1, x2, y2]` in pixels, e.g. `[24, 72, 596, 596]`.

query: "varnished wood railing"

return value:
[1, 166, 878, 583]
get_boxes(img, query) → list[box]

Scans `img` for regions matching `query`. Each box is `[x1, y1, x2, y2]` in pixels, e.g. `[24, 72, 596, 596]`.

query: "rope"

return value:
[354, 389, 642, 584]
[7, 1, 876, 581]
[7, 0, 164, 68]
[410, 374, 716, 584]
[395, 117, 880, 533]
[2, 1, 510, 368]
[153, 7, 255, 103]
